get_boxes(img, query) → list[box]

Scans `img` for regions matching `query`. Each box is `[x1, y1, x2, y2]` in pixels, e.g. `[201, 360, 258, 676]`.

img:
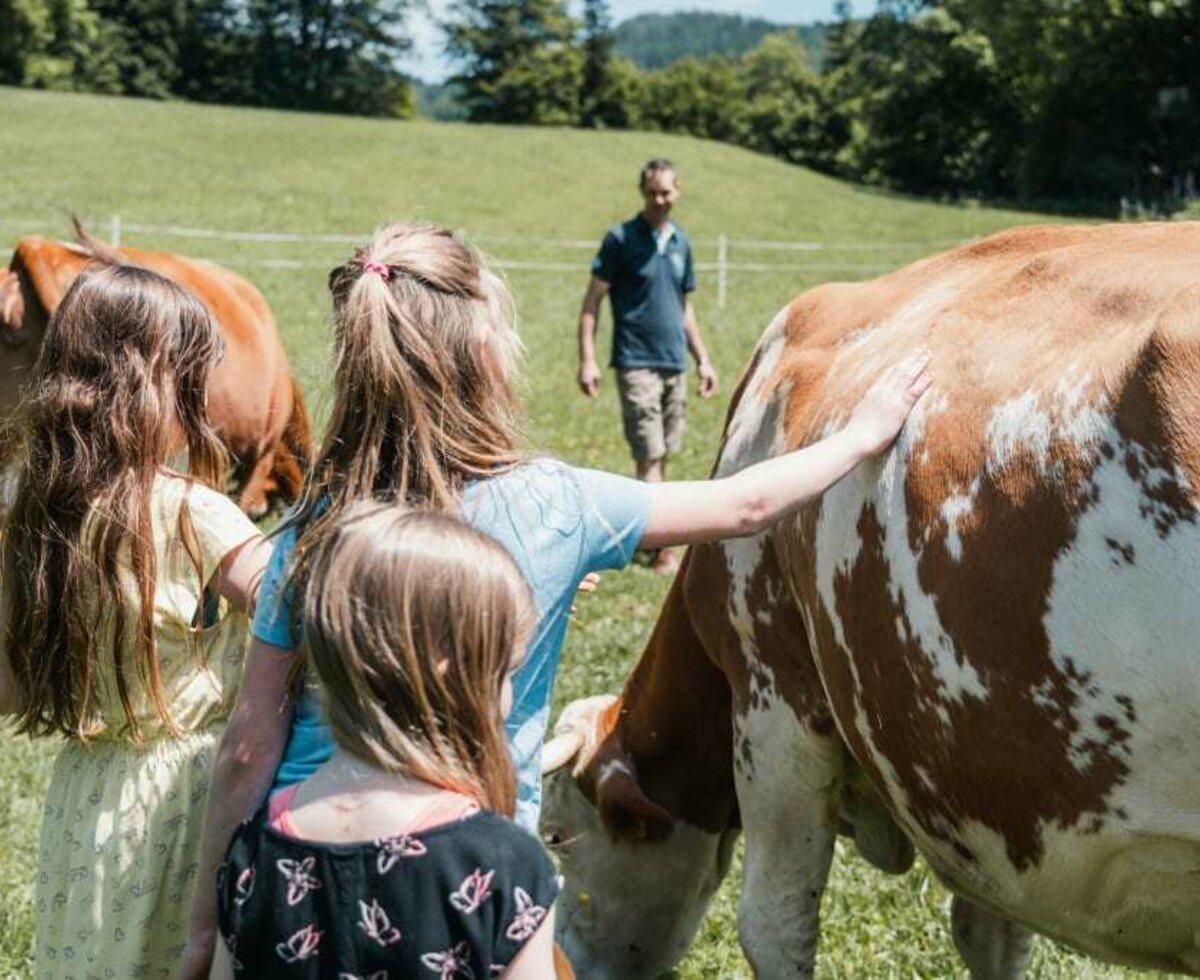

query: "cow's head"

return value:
[541, 700, 738, 979]
[539, 561, 741, 979]
[0, 239, 95, 465]
[0, 266, 27, 344]
[0, 238, 84, 348]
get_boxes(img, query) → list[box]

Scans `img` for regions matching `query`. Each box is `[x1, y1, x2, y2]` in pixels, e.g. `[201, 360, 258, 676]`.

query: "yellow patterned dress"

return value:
[32, 475, 258, 979]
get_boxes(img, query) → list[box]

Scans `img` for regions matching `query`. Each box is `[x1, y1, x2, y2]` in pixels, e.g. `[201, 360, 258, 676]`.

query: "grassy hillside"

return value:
[0, 86, 1154, 979]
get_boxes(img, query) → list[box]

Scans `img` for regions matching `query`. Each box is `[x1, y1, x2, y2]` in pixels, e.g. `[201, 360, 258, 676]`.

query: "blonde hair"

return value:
[288, 222, 527, 591]
[301, 503, 533, 815]
[4, 263, 227, 741]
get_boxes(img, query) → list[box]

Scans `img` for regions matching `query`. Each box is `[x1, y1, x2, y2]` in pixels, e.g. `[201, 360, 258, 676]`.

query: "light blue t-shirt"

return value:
[252, 460, 651, 832]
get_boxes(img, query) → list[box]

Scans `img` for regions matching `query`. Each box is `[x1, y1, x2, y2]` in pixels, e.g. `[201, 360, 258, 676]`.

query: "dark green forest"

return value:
[4, 0, 1197, 213]
[0, 0, 419, 116]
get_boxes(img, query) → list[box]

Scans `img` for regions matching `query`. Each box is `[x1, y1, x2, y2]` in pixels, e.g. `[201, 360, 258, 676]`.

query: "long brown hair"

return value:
[3, 263, 227, 741]
[301, 503, 533, 815]
[287, 223, 526, 592]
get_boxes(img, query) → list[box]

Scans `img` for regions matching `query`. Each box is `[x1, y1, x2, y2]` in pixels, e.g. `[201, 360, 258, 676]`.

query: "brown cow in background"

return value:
[0, 223, 311, 515]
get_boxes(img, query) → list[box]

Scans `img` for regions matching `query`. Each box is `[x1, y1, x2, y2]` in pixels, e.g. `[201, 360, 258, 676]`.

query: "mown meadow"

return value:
[0, 86, 1166, 978]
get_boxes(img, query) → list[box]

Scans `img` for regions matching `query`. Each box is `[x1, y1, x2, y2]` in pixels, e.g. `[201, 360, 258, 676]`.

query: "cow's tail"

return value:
[69, 215, 122, 265]
[273, 375, 313, 504]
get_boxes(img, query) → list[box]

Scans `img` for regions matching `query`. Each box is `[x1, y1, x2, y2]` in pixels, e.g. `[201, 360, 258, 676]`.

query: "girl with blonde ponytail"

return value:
[186, 221, 931, 977]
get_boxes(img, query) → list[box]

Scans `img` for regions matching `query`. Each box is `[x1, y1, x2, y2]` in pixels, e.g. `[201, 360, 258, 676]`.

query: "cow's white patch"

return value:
[940, 479, 980, 562]
[831, 279, 962, 392]
[722, 533, 781, 768]
[1055, 370, 1109, 447]
[987, 391, 1052, 468]
[914, 765, 938, 794]
[716, 306, 790, 480]
[714, 308, 795, 726]
[986, 373, 1110, 473]
[880, 278, 962, 336]
[837, 326, 876, 356]
[596, 758, 634, 787]
[907, 427, 1200, 971]
[1044, 427, 1200, 795]
[732, 657, 842, 977]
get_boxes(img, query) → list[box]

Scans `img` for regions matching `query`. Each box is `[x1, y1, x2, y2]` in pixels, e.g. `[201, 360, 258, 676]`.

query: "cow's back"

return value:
[115, 247, 290, 447]
[0, 236, 307, 512]
[723, 221, 1200, 973]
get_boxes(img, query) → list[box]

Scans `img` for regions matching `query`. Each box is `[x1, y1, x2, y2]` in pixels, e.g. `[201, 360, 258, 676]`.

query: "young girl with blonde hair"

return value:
[0, 263, 270, 976]
[213, 504, 558, 978]
[186, 222, 930, 974]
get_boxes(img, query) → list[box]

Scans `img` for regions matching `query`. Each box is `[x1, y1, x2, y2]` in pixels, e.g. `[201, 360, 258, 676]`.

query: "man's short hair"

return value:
[639, 159, 677, 190]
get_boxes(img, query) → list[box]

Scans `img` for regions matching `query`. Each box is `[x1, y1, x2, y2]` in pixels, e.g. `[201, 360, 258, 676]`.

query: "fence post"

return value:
[717, 232, 728, 310]
[110, 214, 121, 247]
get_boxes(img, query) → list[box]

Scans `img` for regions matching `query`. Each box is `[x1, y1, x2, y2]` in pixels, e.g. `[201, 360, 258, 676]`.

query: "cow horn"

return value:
[541, 730, 585, 775]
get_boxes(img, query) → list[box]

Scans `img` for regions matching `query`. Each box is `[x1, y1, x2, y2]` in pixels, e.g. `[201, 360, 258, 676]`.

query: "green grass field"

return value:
[0, 86, 1166, 978]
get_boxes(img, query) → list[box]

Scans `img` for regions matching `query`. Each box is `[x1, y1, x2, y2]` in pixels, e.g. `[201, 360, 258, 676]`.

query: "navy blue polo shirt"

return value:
[591, 214, 697, 372]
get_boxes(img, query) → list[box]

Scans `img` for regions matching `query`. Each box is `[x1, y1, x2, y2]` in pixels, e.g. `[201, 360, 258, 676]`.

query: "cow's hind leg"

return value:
[733, 684, 841, 978]
[951, 895, 1033, 980]
[234, 445, 274, 519]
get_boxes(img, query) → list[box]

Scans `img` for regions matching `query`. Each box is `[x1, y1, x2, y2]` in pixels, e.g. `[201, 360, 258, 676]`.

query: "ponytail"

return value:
[287, 223, 528, 594]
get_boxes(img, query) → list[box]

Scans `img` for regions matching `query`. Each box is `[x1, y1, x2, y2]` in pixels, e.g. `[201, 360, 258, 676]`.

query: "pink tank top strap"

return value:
[406, 792, 481, 833]
[267, 784, 304, 835]
[268, 784, 479, 837]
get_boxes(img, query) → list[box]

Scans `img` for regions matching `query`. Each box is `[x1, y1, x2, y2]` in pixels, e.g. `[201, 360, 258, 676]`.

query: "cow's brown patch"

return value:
[577, 551, 740, 838]
[687, 534, 835, 748]
[955, 224, 1084, 262]
[1091, 287, 1150, 322]
[1010, 256, 1063, 292]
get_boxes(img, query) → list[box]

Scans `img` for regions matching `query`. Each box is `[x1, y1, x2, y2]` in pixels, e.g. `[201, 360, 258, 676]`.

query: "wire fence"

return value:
[0, 215, 977, 309]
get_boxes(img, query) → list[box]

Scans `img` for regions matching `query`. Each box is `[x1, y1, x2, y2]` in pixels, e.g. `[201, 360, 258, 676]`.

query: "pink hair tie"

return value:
[362, 259, 391, 282]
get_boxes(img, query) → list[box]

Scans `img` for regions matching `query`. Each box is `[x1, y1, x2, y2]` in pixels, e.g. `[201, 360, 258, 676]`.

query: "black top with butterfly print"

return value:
[216, 806, 560, 978]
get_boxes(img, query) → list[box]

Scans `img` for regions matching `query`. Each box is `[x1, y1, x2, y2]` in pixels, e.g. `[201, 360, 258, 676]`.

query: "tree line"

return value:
[0, 0, 418, 117]
[446, 0, 1198, 211]
[3, 0, 1197, 211]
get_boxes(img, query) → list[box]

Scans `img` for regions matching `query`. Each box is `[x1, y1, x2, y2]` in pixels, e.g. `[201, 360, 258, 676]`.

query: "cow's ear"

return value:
[596, 764, 674, 843]
[0, 269, 23, 329]
[14, 238, 78, 316]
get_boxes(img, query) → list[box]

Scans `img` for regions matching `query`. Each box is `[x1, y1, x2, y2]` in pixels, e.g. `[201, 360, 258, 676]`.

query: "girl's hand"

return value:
[179, 927, 216, 980]
[845, 351, 932, 458]
[570, 572, 601, 616]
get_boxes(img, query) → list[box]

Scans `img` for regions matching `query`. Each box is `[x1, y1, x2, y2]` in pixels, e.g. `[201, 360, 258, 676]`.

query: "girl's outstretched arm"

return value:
[640, 351, 932, 549]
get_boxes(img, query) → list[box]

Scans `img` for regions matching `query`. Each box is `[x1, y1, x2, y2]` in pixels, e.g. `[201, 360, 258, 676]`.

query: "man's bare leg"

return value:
[636, 457, 666, 483]
[637, 457, 679, 574]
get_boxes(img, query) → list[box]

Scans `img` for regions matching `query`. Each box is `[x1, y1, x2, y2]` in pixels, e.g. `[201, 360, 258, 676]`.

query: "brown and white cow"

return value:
[0, 226, 311, 515]
[542, 222, 1200, 978]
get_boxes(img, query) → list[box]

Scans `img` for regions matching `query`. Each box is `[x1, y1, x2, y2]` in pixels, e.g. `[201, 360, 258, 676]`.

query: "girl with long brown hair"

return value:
[186, 222, 929, 974]
[212, 504, 558, 978]
[0, 263, 271, 977]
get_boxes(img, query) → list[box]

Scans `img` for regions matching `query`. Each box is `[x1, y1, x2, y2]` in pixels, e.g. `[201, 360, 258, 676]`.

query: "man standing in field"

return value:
[577, 158, 718, 575]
